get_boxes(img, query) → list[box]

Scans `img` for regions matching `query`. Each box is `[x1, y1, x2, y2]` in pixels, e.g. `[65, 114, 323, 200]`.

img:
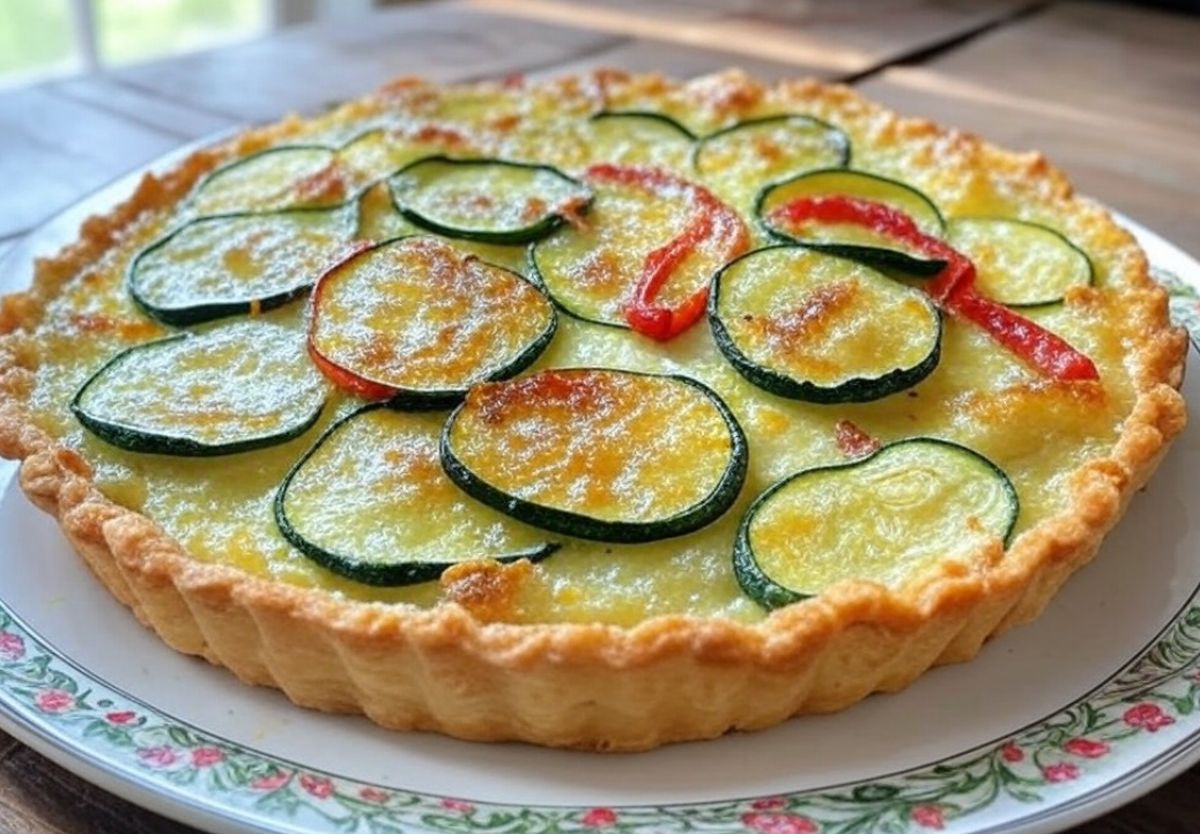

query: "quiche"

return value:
[0, 69, 1186, 751]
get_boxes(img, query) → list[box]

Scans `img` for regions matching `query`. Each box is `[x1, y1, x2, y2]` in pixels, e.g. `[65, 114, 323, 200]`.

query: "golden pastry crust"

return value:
[0, 70, 1186, 751]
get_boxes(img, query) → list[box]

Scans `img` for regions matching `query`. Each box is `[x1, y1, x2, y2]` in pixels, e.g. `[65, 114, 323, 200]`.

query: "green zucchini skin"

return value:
[388, 156, 592, 245]
[439, 371, 749, 544]
[591, 110, 697, 138]
[691, 114, 851, 173]
[708, 245, 942, 404]
[733, 438, 1019, 610]
[187, 144, 339, 214]
[311, 235, 559, 410]
[525, 242, 630, 331]
[380, 302, 556, 411]
[274, 403, 559, 586]
[755, 168, 947, 275]
[127, 203, 359, 326]
[795, 242, 946, 277]
[947, 216, 1095, 308]
[71, 333, 326, 457]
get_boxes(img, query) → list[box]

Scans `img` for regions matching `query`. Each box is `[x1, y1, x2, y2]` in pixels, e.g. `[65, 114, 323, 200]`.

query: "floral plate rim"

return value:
[1, 158, 1200, 834]
[3, 569, 1200, 834]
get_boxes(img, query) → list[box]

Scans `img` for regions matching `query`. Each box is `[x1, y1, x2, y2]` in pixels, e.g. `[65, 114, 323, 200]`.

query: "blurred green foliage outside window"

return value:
[0, 0, 266, 89]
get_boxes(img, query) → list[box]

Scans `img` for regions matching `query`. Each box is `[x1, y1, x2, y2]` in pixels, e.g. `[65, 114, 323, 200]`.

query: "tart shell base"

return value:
[0, 71, 1187, 751]
[5, 405, 1180, 751]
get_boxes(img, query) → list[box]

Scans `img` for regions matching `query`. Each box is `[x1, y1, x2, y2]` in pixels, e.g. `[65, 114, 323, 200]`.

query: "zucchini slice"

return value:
[709, 246, 941, 403]
[189, 145, 340, 216]
[441, 369, 748, 543]
[756, 168, 946, 274]
[276, 404, 557, 586]
[734, 438, 1018, 610]
[948, 217, 1094, 307]
[530, 172, 731, 328]
[72, 320, 325, 457]
[309, 236, 556, 406]
[586, 111, 695, 167]
[388, 156, 591, 244]
[129, 204, 357, 326]
[693, 115, 850, 188]
[355, 183, 530, 274]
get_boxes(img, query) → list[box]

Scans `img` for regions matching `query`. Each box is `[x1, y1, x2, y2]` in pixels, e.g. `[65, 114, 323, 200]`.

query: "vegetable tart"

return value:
[0, 69, 1186, 750]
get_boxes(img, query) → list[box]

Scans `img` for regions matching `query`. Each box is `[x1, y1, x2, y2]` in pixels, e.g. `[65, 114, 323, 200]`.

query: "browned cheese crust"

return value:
[0, 70, 1186, 751]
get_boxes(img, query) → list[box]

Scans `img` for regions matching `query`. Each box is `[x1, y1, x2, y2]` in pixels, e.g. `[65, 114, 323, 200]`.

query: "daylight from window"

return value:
[0, 0, 266, 89]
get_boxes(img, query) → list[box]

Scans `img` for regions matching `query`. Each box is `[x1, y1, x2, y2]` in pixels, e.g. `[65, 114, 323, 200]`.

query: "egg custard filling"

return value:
[4, 70, 1183, 634]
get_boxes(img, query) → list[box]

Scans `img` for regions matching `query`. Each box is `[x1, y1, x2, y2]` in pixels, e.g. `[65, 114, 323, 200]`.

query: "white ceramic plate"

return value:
[1, 154, 1199, 834]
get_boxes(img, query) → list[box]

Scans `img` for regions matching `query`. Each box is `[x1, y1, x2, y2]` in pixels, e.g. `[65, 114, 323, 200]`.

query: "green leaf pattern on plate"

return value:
[1154, 266, 1200, 352]
[2, 600, 1198, 833]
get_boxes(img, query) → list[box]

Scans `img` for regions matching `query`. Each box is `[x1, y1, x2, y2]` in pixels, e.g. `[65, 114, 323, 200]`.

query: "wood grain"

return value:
[2, 2, 1200, 832]
[108, 5, 620, 121]
[531, 35, 834, 82]
[0, 734, 197, 834]
[0, 87, 181, 239]
[471, 0, 1037, 76]
[1067, 769, 1200, 832]
[0, 730, 19, 761]
[858, 2, 1200, 254]
[902, 1, 1200, 136]
[47, 77, 236, 141]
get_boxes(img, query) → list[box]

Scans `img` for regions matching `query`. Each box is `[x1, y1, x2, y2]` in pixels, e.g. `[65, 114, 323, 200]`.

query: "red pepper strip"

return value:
[767, 196, 964, 299]
[769, 194, 936, 250]
[768, 196, 1099, 382]
[947, 288, 1100, 381]
[307, 240, 399, 400]
[585, 163, 749, 341]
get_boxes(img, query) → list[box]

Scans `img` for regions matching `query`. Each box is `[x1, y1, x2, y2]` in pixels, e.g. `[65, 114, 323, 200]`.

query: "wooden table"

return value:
[1, 1, 1198, 830]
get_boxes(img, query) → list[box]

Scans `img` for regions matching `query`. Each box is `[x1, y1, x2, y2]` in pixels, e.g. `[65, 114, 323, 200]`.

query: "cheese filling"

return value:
[19, 76, 1143, 625]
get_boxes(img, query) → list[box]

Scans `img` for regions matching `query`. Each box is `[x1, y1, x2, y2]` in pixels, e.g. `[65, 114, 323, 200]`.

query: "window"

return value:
[0, 1, 78, 88]
[94, 0, 267, 67]
[0, 0, 268, 90]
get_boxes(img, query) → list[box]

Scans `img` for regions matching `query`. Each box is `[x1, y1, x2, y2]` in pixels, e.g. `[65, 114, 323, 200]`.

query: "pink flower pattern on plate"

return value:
[137, 745, 179, 767]
[911, 804, 945, 829]
[34, 689, 74, 714]
[191, 747, 224, 767]
[251, 771, 291, 791]
[750, 797, 788, 811]
[1042, 762, 1081, 783]
[581, 808, 619, 828]
[0, 632, 24, 662]
[740, 811, 819, 834]
[1063, 738, 1110, 759]
[1124, 702, 1175, 732]
[2, 595, 1200, 834]
[299, 774, 335, 799]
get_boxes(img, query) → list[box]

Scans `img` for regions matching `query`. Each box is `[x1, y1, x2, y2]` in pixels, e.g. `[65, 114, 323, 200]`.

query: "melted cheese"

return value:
[716, 247, 938, 387]
[312, 236, 554, 393]
[132, 206, 355, 315]
[76, 320, 324, 446]
[21, 78, 1144, 626]
[189, 147, 337, 216]
[281, 408, 552, 568]
[696, 116, 847, 205]
[748, 440, 1014, 596]
[391, 158, 587, 237]
[447, 370, 736, 523]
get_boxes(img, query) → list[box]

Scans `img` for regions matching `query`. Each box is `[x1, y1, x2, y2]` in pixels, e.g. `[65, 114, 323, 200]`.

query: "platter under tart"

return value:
[0, 70, 1186, 755]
